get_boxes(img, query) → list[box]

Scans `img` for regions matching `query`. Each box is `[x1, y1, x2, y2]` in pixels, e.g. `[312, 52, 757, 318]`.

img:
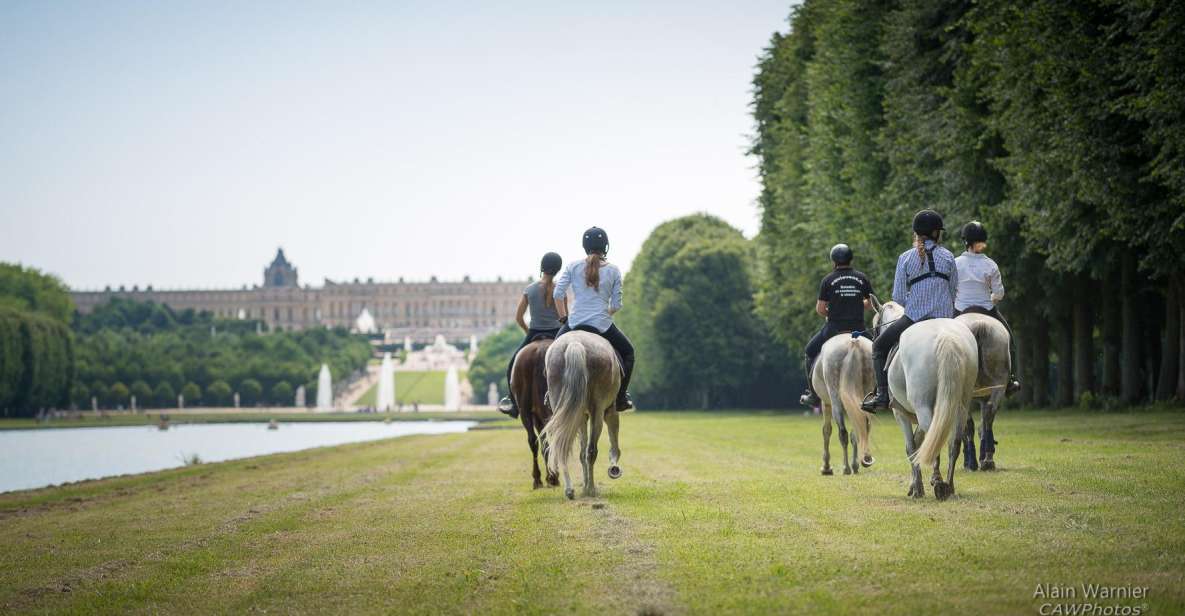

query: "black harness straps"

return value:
[906, 247, 950, 289]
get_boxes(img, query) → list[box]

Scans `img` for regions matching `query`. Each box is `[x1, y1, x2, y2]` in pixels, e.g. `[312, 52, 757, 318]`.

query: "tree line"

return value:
[751, 0, 1185, 407]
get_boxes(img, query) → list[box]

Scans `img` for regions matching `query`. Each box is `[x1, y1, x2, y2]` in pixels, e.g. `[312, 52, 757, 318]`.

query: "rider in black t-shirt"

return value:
[799, 244, 874, 407]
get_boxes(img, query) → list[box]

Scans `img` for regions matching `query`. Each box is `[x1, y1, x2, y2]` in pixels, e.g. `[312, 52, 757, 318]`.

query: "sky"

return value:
[0, 1, 794, 290]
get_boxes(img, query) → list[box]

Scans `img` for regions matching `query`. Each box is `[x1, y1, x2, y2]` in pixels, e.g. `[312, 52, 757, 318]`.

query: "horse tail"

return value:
[542, 338, 588, 475]
[839, 337, 873, 458]
[913, 331, 972, 468]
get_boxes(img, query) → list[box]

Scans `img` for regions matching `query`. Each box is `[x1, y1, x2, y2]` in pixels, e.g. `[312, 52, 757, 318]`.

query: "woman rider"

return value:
[497, 252, 564, 419]
[553, 226, 635, 412]
[862, 209, 959, 412]
[800, 243, 874, 407]
[955, 221, 1021, 395]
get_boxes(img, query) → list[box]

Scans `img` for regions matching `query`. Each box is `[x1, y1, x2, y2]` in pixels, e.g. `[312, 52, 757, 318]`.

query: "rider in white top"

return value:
[553, 226, 635, 412]
[954, 221, 1020, 394]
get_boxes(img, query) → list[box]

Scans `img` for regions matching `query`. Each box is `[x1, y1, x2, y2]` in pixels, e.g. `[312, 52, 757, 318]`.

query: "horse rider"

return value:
[553, 226, 635, 412]
[862, 209, 959, 413]
[498, 252, 564, 419]
[799, 243, 874, 407]
[954, 221, 1021, 395]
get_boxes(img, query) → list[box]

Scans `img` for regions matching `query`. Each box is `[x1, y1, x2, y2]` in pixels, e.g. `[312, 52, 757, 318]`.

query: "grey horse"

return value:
[540, 331, 623, 500]
[873, 300, 979, 500]
[955, 312, 1011, 471]
[812, 333, 875, 475]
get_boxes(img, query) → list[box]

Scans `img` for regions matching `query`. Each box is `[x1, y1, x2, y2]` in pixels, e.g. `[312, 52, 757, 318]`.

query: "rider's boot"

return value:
[799, 361, 820, 407]
[615, 391, 634, 412]
[860, 355, 890, 413]
[497, 395, 519, 419]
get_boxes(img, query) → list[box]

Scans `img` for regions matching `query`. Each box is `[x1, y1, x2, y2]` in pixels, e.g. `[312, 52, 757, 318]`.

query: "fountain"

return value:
[444, 366, 461, 411]
[294, 385, 306, 407]
[487, 382, 498, 406]
[468, 334, 479, 361]
[316, 363, 333, 410]
[404, 336, 412, 353]
[377, 352, 395, 411]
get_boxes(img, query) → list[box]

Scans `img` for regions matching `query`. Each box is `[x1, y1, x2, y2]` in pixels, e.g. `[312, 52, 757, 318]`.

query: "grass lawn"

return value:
[355, 370, 468, 407]
[2, 408, 1183, 614]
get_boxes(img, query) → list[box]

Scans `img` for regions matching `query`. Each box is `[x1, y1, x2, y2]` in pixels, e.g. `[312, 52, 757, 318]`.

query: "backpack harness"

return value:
[907, 246, 950, 289]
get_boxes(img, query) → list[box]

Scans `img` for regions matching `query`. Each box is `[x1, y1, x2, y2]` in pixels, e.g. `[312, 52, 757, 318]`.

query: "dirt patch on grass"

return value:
[581, 498, 681, 616]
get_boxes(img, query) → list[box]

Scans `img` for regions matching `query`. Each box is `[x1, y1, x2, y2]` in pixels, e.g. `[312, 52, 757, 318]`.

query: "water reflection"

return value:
[0, 421, 475, 493]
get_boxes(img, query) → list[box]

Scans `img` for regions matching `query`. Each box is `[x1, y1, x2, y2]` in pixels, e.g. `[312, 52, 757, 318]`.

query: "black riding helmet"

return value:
[961, 221, 988, 245]
[913, 209, 945, 237]
[830, 243, 853, 266]
[582, 227, 609, 255]
[540, 252, 563, 275]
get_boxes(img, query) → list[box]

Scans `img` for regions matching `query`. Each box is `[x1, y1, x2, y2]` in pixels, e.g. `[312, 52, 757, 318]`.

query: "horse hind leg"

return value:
[605, 408, 622, 479]
[821, 403, 834, 476]
[964, 411, 979, 471]
[896, 412, 923, 498]
[935, 419, 964, 501]
[980, 393, 1002, 471]
[584, 411, 603, 498]
[540, 435, 559, 486]
[526, 423, 543, 489]
[834, 406, 852, 476]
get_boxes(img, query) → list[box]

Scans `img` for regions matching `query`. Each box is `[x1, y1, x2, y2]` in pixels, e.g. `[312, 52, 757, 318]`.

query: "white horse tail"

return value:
[542, 339, 588, 475]
[839, 337, 872, 457]
[913, 331, 971, 468]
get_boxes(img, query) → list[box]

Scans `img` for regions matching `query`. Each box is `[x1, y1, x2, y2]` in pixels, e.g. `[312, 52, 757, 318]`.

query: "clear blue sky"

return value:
[0, 1, 794, 290]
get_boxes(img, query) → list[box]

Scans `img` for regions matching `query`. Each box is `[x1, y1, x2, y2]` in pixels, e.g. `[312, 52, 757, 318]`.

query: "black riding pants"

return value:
[871, 315, 916, 389]
[955, 305, 1017, 374]
[557, 322, 635, 399]
[506, 327, 560, 402]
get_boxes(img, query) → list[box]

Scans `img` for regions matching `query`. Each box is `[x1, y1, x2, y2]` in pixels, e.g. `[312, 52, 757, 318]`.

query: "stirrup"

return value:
[799, 390, 820, 408]
[615, 392, 634, 412]
[497, 396, 517, 416]
[860, 390, 888, 413]
[1006, 379, 1021, 396]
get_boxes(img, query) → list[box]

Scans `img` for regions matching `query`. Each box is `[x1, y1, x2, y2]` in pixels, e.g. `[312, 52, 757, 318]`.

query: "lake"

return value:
[0, 420, 476, 493]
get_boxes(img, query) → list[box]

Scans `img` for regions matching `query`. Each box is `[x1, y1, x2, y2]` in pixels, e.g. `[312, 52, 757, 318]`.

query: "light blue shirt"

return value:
[954, 251, 1004, 312]
[891, 240, 958, 321]
[553, 258, 623, 333]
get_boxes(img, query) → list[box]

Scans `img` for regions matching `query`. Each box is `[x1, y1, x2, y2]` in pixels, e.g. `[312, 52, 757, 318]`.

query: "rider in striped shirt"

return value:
[862, 209, 958, 412]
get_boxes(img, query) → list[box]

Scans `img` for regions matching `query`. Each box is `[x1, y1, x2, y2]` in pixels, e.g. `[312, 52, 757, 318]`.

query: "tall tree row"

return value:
[752, 0, 1185, 406]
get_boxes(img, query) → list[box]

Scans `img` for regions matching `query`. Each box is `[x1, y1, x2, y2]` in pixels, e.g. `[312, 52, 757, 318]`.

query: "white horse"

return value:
[540, 331, 622, 500]
[955, 312, 1011, 471]
[873, 300, 979, 500]
[812, 333, 875, 475]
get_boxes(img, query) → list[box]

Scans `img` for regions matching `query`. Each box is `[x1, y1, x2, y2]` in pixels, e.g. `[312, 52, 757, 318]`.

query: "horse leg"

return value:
[963, 410, 979, 471]
[821, 403, 834, 476]
[526, 420, 542, 489]
[605, 409, 622, 479]
[936, 415, 964, 501]
[980, 392, 1001, 471]
[895, 411, 923, 498]
[577, 423, 590, 499]
[835, 408, 852, 476]
[584, 411, 603, 497]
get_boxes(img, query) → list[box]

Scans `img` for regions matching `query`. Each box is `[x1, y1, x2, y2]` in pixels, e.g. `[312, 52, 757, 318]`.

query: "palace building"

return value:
[70, 249, 527, 342]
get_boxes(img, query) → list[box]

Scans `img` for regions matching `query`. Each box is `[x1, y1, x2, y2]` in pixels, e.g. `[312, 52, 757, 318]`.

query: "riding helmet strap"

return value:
[906, 246, 950, 288]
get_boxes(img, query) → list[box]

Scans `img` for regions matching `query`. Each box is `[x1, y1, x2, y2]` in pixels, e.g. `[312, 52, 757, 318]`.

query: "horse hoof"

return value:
[965, 460, 979, 472]
[607, 465, 622, 479]
[908, 485, 924, 499]
[861, 456, 875, 468]
[821, 467, 833, 476]
[564, 489, 575, 500]
[843, 467, 852, 475]
[547, 477, 559, 487]
[933, 481, 954, 501]
[980, 460, 996, 471]
[533, 481, 543, 490]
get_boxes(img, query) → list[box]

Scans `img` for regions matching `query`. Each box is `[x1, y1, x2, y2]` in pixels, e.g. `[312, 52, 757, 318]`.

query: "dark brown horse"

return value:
[512, 337, 559, 489]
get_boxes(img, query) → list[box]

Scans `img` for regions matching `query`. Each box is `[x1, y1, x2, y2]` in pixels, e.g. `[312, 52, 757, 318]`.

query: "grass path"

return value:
[2, 409, 1183, 613]
[355, 370, 468, 407]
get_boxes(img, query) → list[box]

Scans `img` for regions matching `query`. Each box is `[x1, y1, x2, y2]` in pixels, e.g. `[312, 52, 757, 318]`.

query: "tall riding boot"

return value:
[799, 357, 820, 407]
[861, 355, 890, 413]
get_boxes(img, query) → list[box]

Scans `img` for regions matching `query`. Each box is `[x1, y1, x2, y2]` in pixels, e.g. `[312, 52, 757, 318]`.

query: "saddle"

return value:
[565, 324, 626, 377]
[529, 332, 556, 343]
